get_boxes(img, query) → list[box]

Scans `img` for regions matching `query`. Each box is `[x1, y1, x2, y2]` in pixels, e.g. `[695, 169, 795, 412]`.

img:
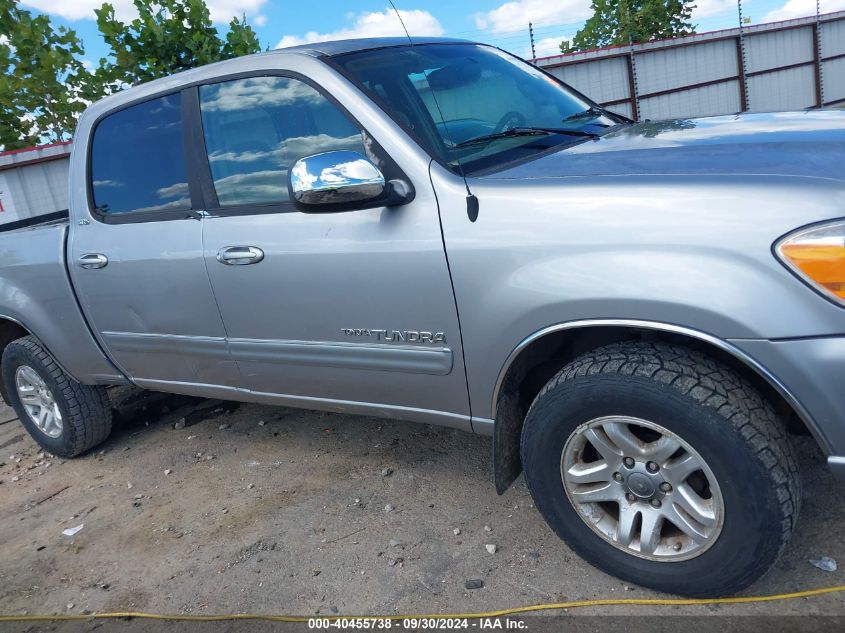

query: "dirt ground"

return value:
[1, 388, 844, 624]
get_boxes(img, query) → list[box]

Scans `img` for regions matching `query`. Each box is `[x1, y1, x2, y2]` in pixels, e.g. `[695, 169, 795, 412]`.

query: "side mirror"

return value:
[288, 150, 413, 213]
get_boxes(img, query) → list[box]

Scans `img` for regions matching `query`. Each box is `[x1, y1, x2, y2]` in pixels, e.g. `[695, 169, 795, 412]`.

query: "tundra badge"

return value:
[341, 328, 446, 344]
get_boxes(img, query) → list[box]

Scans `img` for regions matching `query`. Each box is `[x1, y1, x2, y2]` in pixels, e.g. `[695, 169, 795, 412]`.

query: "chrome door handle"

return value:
[216, 246, 264, 265]
[78, 253, 109, 269]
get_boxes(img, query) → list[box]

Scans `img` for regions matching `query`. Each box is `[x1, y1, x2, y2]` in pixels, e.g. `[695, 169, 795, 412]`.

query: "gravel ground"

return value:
[1, 389, 844, 624]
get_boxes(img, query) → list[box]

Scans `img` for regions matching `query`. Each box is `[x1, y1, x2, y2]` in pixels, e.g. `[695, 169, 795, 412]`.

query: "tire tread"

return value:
[4, 336, 111, 457]
[522, 341, 801, 593]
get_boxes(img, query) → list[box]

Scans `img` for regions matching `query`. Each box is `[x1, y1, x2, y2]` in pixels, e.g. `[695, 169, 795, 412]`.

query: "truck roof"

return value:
[276, 37, 473, 57]
[80, 37, 475, 119]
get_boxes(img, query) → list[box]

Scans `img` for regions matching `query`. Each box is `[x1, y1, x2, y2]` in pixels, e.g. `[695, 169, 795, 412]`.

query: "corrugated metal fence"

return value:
[536, 11, 845, 120]
[0, 142, 71, 225]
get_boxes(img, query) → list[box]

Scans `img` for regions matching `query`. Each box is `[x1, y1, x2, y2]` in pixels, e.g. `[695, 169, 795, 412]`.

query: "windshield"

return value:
[332, 43, 619, 173]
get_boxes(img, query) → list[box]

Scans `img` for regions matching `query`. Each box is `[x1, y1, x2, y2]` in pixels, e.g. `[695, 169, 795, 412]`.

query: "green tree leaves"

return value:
[560, 0, 695, 53]
[0, 0, 89, 149]
[1, 0, 262, 150]
[223, 14, 261, 59]
[93, 0, 261, 92]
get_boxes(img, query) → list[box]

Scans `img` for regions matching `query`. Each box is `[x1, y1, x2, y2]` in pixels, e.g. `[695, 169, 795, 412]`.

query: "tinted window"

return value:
[199, 76, 365, 206]
[91, 94, 190, 215]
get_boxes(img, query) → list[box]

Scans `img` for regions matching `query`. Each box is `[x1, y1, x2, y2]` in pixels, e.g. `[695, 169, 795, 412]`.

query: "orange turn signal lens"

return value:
[777, 221, 845, 305]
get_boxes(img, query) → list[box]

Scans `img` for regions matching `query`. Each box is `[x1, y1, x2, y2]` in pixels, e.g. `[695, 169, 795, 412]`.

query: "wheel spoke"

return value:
[644, 435, 682, 464]
[19, 392, 40, 405]
[565, 461, 612, 485]
[37, 406, 49, 430]
[583, 427, 624, 465]
[570, 482, 621, 504]
[601, 422, 643, 457]
[673, 483, 717, 527]
[662, 452, 702, 485]
[664, 504, 710, 544]
[19, 367, 42, 388]
[616, 505, 639, 547]
[638, 509, 663, 555]
[45, 408, 59, 435]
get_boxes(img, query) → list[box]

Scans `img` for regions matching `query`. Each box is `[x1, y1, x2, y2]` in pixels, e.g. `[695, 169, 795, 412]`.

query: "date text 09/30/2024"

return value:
[307, 618, 528, 629]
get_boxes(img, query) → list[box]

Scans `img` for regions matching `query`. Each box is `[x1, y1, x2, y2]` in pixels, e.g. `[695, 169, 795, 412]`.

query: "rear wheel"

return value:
[521, 341, 800, 596]
[2, 335, 112, 457]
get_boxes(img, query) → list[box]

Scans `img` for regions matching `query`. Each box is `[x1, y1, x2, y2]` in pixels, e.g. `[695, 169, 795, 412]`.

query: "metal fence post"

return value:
[737, 0, 751, 111]
[814, 0, 825, 107]
[529, 22, 536, 62]
[627, 34, 640, 121]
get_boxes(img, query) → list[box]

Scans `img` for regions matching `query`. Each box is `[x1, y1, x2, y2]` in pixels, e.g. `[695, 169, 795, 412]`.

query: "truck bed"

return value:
[0, 218, 121, 384]
[0, 210, 68, 233]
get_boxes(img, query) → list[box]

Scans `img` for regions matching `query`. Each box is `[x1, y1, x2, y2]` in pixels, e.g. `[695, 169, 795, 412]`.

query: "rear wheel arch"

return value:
[0, 317, 31, 403]
[492, 320, 819, 494]
[0, 315, 89, 398]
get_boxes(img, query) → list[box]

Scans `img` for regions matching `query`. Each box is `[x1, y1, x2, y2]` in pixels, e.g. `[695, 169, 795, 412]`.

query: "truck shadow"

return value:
[107, 386, 241, 437]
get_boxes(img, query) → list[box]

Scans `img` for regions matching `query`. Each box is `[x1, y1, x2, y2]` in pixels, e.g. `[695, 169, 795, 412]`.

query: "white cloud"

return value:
[201, 76, 324, 112]
[276, 7, 444, 49]
[204, 0, 266, 22]
[530, 36, 569, 58]
[20, 0, 125, 21]
[479, 0, 743, 40]
[765, 0, 845, 20]
[19, 0, 267, 23]
[156, 181, 189, 199]
[253, 14, 267, 27]
[692, 0, 738, 18]
[475, 0, 591, 34]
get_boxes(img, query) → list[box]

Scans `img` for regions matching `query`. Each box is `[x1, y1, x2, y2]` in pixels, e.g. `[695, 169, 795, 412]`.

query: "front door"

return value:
[194, 75, 469, 423]
[69, 92, 239, 391]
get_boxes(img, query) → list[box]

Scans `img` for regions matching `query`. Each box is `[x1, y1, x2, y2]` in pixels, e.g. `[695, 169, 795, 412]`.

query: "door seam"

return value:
[199, 215, 247, 387]
[428, 159, 474, 426]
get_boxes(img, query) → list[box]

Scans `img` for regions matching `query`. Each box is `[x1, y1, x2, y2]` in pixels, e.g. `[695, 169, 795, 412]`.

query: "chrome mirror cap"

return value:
[290, 151, 386, 207]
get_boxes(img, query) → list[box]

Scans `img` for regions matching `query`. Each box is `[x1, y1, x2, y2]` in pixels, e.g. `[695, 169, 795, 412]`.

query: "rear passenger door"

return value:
[193, 75, 470, 420]
[69, 92, 240, 391]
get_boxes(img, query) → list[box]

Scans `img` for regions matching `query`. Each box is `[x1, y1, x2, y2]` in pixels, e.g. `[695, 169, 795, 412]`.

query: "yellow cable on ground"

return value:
[1, 583, 844, 622]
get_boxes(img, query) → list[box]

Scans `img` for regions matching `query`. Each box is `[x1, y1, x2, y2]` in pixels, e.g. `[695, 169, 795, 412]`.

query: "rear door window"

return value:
[90, 93, 190, 216]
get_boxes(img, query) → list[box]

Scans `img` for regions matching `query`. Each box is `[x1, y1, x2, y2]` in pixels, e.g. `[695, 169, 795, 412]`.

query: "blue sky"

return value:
[20, 0, 843, 62]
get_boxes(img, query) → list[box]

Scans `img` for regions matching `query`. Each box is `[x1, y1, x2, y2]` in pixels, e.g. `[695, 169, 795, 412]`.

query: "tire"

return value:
[521, 341, 800, 597]
[2, 335, 112, 457]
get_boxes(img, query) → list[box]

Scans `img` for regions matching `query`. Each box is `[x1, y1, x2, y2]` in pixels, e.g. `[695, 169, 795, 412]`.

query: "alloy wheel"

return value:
[560, 415, 724, 561]
[15, 365, 63, 438]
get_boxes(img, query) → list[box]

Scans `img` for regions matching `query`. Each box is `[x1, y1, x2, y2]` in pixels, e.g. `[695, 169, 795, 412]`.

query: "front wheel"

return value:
[2, 335, 112, 457]
[521, 342, 800, 596]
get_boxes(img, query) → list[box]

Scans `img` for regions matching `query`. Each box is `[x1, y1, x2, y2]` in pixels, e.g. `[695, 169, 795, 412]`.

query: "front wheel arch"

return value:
[492, 321, 816, 494]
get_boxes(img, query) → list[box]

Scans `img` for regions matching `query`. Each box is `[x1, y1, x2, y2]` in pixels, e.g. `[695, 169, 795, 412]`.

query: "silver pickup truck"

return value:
[2, 38, 844, 597]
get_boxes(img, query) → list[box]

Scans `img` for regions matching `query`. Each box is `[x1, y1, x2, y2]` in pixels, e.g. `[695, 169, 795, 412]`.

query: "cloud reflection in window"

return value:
[199, 76, 367, 208]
